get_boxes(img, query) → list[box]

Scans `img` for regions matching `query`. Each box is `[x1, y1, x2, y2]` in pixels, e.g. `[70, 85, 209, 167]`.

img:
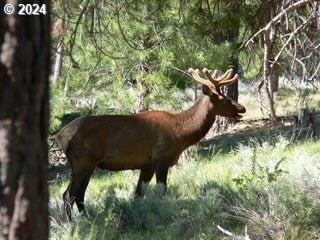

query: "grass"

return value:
[49, 134, 320, 239]
[49, 85, 320, 239]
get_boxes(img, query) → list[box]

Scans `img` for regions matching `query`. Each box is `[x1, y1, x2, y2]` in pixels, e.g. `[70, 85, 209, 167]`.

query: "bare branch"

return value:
[273, 16, 312, 65]
[244, 0, 314, 48]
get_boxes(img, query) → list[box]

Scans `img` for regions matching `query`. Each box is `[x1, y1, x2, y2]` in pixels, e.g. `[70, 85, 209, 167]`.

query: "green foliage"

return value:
[50, 85, 75, 132]
[233, 144, 288, 191]
[51, 0, 251, 121]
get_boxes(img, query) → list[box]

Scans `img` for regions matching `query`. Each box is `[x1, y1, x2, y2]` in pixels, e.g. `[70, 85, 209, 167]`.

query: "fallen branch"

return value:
[217, 225, 251, 240]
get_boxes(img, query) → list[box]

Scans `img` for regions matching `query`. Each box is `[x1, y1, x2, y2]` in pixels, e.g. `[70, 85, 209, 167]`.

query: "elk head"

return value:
[189, 68, 246, 119]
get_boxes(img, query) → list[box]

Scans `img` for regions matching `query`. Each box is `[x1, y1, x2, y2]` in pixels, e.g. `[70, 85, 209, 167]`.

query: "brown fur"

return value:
[57, 69, 246, 221]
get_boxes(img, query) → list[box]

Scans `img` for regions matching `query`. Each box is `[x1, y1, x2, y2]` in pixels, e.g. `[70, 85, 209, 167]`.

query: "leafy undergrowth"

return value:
[49, 135, 320, 240]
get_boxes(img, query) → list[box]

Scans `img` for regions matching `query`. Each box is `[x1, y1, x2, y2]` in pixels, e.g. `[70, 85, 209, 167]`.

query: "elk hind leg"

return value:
[74, 173, 92, 214]
[63, 168, 94, 221]
[155, 165, 169, 193]
[63, 184, 74, 222]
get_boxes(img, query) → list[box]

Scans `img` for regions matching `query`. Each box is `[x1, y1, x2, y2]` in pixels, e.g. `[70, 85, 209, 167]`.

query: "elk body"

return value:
[57, 68, 246, 221]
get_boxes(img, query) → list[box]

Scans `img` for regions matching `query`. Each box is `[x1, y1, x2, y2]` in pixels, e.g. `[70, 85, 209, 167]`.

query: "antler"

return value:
[204, 68, 238, 88]
[189, 68, 238, 95]
[188, 68, 213, 86]
[188, 68, 219, 95]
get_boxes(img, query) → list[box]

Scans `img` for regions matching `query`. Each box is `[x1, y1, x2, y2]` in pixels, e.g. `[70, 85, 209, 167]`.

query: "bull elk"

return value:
[56, 68, 246, 221]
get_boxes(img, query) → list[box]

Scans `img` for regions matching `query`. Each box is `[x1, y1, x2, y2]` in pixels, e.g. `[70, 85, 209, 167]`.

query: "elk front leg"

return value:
[135, 169, 154, 197]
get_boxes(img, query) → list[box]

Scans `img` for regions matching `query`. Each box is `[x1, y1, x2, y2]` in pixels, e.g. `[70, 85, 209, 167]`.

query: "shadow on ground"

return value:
[198, 119, 310, 157]
[71, 180, 242, 239]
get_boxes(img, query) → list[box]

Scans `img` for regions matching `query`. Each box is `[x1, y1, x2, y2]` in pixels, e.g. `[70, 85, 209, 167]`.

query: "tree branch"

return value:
[244, 0, 314, 48]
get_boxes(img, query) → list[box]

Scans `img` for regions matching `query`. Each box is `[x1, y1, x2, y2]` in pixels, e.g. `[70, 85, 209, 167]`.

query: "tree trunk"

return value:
[295, 108, 314, 129]
[211, 0, 240, 133]
[91, 0, 100, 35]
[271, 66, 279, 94]
[53, 42, 63, 82]
[223, 57, 239, 125]
[52, 17, 65, 83]
[263, 28, 277, 124]
[212, 65, 239, 133]
[0, 1, 50, 239]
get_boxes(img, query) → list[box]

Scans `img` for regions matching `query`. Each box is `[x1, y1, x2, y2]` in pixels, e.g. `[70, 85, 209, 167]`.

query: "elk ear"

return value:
[202, 85, 218, 97]
[202, 85, 212, 96]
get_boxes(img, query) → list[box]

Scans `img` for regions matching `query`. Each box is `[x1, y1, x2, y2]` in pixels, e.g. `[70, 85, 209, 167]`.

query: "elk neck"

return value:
[174, 95, 216, 149]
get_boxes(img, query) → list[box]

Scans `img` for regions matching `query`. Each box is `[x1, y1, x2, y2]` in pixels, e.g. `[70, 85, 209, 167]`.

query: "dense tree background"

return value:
[51, 0, 248, 129]
[51, 0, 319, 131]
[0, 1, 51, 239]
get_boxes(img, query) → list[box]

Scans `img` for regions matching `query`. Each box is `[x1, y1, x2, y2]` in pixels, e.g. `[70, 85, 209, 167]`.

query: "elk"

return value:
[56, 68, 246, 221]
